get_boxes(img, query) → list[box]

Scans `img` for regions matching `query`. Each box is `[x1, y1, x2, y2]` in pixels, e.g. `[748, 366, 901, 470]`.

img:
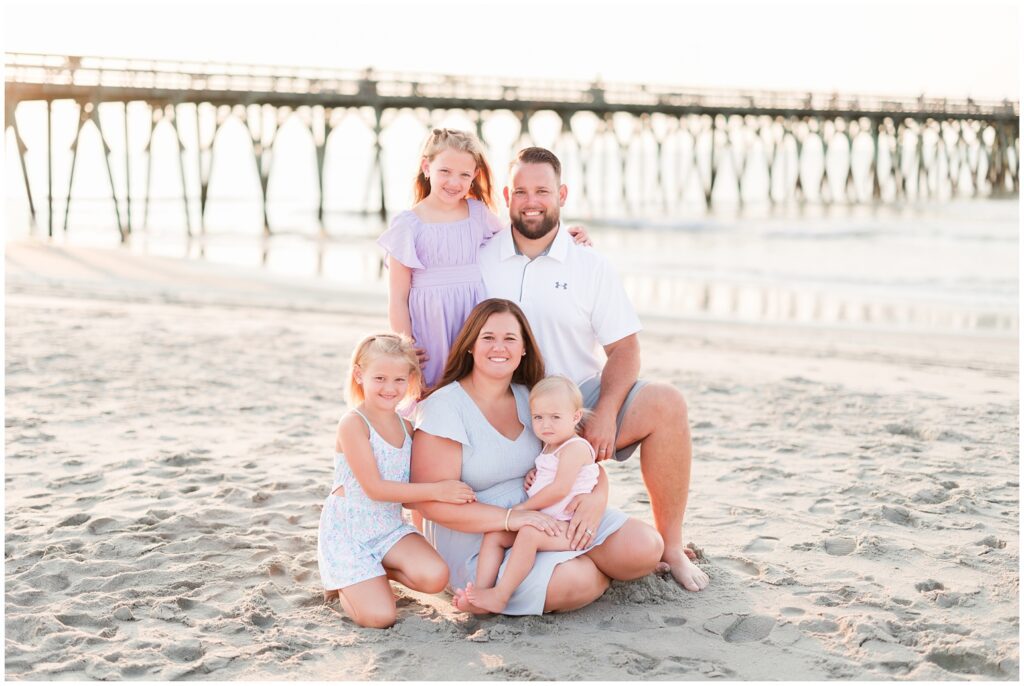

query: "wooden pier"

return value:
[6, 52, 1019, 240]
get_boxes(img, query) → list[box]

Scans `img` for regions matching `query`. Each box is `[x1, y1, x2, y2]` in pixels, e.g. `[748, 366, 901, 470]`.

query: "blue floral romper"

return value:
[317, 410, 420, 591]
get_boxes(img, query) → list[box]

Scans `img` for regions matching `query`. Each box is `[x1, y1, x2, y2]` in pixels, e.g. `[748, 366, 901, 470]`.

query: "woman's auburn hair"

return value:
[428, 298, 545, 395]
[413, 128, 496, 211]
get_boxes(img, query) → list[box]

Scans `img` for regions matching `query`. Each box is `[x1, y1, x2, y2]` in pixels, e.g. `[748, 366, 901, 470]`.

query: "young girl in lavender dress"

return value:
[317, 333, 476, 628]
[378, 128, 590, 390]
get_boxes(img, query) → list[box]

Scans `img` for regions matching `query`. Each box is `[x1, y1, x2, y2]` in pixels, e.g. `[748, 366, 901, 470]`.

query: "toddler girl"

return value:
[378, 128, 590, 390]
[317, 333, 476, 628]
[464, 375, 601, 613]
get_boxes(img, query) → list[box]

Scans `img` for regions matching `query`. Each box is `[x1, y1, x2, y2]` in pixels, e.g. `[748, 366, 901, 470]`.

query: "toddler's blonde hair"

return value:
[529, 375, 590, 431]
[346, 333, 421, 407]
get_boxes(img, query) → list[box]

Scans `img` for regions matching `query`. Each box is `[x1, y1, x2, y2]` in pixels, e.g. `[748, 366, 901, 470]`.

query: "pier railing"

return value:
[7, 52, 1017, 119]
[5, 52, 1019, 241]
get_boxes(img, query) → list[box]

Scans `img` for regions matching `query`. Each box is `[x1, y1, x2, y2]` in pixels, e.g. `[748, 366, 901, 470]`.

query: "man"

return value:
[479, 147, 710, 592]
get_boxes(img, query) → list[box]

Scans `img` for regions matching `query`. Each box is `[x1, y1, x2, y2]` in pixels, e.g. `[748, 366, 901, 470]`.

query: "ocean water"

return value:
[4, 102, 1018, 335]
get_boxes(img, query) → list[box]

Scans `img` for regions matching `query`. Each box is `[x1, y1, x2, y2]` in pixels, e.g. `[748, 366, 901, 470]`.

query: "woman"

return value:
[410, 298, 664, 615]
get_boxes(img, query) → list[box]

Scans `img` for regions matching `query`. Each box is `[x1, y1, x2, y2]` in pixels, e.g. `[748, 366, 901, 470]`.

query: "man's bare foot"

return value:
[656, 553, 695, 574]
[464, 582, 510, 614]
[655, 545, 698, 574]
[661, 548, 710, 591]
[451, 586, 492, 615]
[663, 546, 698, 561]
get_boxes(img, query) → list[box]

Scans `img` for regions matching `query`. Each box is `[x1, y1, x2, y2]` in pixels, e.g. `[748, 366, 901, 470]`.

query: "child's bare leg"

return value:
[467, 523, 572, 613]
[476, 531, 516, 589]
[452, 586, 491, 615]
[335, 576, 398, 629]
[452, 531, 517, 615]
[382, 533, 448, 593]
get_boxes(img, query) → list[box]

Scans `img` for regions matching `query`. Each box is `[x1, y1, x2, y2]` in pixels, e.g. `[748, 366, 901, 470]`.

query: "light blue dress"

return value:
[415, 382, 628, 615]
[317, 410, 420, 591]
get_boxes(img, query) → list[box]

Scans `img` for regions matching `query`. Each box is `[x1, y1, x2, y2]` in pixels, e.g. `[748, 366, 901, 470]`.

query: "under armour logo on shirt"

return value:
[555, 281, 568, 289]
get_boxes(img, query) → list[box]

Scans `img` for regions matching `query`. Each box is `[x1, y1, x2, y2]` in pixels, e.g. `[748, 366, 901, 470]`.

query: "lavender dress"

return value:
[378, 199, 505, 389]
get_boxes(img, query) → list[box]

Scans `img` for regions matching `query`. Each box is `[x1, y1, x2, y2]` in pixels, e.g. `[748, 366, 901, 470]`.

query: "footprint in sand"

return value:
[162, 639, 204, 663]
[487, 663, 542, 680]
[660, 656, 734, 678]
[880, 505, 915, 526]
[925, 649, 1009, 678]
[914, 579, 944, 592]
[810, 498, 835, 514]
[55, 613, 113, 629]
[162, 453, 207, 467]
[723, 615, 775, 642]
[86, 517, 120, 534]
[266, 562, 288, 578]
[743, 537, 779, 553]
[974, 536, 1007, 549]
[26, 573, 71, 592]
[718, 557, 761, 577]
[798, 618, 840, 633]
[56, 513, 90, 528]
[823, 537, 857, 556]
[609, 646, 661, 675]
[912, 487, 950, 504]
[704, 613, 776, 643]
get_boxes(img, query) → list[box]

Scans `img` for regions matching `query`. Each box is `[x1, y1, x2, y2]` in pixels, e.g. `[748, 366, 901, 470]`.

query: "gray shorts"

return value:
[578, 376, 649, 462]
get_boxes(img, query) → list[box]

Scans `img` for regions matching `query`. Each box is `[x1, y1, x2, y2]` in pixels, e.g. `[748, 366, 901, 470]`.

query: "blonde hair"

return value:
[414, 128, 496, 210]
[346, 333, 422, 407]
[529, 375, 590, 431]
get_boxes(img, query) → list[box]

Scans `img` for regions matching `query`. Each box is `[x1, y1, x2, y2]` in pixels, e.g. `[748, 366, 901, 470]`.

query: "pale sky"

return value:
[4, 0, 1021, 99]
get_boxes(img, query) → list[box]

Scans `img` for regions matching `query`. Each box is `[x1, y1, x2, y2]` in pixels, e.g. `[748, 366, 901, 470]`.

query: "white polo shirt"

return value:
[480, 224, 642, 385]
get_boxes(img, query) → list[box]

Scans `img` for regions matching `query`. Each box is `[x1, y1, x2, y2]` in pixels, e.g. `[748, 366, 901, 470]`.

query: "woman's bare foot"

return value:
[464, 582, 510, 614]
[661, 547, 710, 591]
[451, 586, 492, 615]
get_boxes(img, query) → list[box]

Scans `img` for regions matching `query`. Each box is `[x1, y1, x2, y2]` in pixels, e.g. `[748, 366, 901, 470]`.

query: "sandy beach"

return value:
[4, 238, 1019, 680]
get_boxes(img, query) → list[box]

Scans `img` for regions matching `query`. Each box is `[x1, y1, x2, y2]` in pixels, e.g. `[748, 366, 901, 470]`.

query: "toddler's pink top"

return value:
[526, 435, 600, 521]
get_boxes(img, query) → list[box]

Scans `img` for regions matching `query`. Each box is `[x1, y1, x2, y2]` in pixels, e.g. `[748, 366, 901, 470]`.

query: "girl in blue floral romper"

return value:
[317, 333, 476, 628]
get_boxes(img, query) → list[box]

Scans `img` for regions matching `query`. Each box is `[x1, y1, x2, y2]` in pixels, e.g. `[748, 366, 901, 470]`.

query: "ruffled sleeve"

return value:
[484, 206, 508, 243]
[377, 212, 424, 269]
[414, 384, 469, 446]
[468, 198, 507, 246]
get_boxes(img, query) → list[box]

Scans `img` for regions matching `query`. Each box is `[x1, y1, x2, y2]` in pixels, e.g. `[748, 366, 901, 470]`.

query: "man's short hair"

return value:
[510, 147, 561, 180]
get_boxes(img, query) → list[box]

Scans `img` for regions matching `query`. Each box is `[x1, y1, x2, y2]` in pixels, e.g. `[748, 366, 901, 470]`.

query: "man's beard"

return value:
[510, 208, 559, 240]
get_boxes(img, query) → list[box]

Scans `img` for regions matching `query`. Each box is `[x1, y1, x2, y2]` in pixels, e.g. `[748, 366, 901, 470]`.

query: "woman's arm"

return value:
[409, 430, 559, 536]
[564, 464, 610, 550]
[513, 443, 591, 512]
[338, 416, 474, 504]
[386, 256, 414, 338]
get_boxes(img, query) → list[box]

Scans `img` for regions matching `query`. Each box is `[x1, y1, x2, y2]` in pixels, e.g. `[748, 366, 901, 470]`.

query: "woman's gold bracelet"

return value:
[504, 508, 512, 532]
